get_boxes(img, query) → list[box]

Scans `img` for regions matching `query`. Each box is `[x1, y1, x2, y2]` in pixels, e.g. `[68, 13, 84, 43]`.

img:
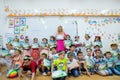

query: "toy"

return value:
[6, 69, 18, 78]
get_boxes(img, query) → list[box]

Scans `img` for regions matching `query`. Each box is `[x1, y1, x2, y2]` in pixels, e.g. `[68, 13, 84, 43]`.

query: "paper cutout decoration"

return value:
[20, 18, 26, 25]
[14, 18, 20, 26]
[9, 20, 14, 28]
[14, 26, 20, 34]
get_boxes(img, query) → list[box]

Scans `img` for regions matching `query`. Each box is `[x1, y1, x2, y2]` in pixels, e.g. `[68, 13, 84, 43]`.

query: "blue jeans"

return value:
[71, 68, 79, 77]
[107, 67, 120, 75]
[53, 76, 66, 80]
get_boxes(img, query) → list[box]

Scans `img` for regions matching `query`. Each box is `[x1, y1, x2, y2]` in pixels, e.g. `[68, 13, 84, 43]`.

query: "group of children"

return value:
[0, 26, 120, 80]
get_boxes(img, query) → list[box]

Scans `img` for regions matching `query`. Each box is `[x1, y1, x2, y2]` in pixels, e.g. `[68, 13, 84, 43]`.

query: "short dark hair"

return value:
[77, 51, 83, 56]
[50, 47, 56, 51]
[67, 52, 73, 58]
[104, 51, 112, 56]
[86, 48, 92, 51]
[23, 55, 31, 61]
[42, 53, 47, 58]
[58, 51, 65, 56]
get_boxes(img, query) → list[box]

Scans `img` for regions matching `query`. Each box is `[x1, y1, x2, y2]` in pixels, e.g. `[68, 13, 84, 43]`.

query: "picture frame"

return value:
[14, 18, 20, 26]
[14, 26, 20, 34]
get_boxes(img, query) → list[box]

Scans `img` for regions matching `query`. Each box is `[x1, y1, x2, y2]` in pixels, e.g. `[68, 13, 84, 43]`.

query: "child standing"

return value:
[73, 36, 82, 54]
[22, 38, 31, 56]
[93, 36, 102, 48]
[49, 47, 58, 61]
[48, 36, 56, 49]
[85, 48, 95, 75]
[31, 38, 40, 61]
[83, 34, 92, 49]
[64, 34, 72, 52]
[55, 26, 66, 52]
[40, 38, 49, 55]
[12, 38, 21, 49]
[67, 53, 79, 77]
[94, 50, 109, 76]
[51, 51, 67, 80]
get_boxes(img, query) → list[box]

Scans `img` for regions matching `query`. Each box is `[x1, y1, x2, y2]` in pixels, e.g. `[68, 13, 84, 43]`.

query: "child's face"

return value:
[50, 37, 54, 41]
[6, 44, 13, 50]
[75, 37, 79, 41]
[43, 39, 47, 43]
[68, 56, 73, 61]
[25, 39, 28, 43]
[34, 39, 38, 43]
[59, 53, 65, 59]
[15, 50, 20, 55]
[96, 51, 101, 57]
[86, 49, 92, 56]
[66, 36, 70, 40]
[52, 48, 56, 53]
[105, 53, 111, 59]
[70, 46, 75, 51]
[77, 53, 83, 59]
[111, 46, 117, 50]
[85, 35, 89, 40]
[94, 46, 100, 50]
[41, 54, 47, 59]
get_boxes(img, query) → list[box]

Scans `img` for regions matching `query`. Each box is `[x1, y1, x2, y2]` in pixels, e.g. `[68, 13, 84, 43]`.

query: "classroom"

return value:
[0, 0, 120, 80]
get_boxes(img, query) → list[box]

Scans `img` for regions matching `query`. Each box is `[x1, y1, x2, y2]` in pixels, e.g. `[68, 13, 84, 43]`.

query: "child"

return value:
[77, 51, 90, 76]
[104, 51, 114, 75]
[66, 45, 77, 59]
[22, 38, 31, 56]
[64, 34, 72, 52]
[12, 49, 22, 80]
[67, 53, 79, 77]
[12, 38, 21, 49]
[93, 36, 102, 48]
[94, 50, 109, 76]
[85, 48, 95, 75]
[48, 36, 56, 49]
[113, 53, 120, 75]
[0, 43, 14, 71]
[73, 36, 82, 53]
[51, 51, 67, 80]
[49, 47, 58, 61]
[40, 38, 49, 55]
[19, 55, 37, 80]
[31, 38, 40, 61]
[83, 34, 92, 49]
[110, 43, 120, 59]
[55, 26, 66, 52]
[40, 53, 51, 76]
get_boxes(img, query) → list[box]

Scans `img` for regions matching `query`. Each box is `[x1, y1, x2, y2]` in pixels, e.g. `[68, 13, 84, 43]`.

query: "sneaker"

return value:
[42, 72, 47, 76]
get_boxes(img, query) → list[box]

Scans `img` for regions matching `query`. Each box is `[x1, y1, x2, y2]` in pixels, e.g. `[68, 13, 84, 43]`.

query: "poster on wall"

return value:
[9, 20, 14, 28]
[14, 18, 20, 26]
[20, 18, 26, 26]
[20, 26, 26, 34]
[0, 35, 3, 48]
[14, 26, 20, 34]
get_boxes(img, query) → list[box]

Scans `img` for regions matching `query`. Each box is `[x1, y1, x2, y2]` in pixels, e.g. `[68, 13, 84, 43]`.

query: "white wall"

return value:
[0, 0, 120, 52]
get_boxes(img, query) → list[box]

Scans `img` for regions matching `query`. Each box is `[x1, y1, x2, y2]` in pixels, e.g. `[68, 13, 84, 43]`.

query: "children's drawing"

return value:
[20, 18, 26, 25]
[14, 18, 20, 26]
[9, 20, 14, 28]
[14, 26, 20, 34]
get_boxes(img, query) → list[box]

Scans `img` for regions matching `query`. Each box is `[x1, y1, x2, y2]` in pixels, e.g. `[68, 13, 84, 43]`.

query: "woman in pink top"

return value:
[56, 26, 66, 52]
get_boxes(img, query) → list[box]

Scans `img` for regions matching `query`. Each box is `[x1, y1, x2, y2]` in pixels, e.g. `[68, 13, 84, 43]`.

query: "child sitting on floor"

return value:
[113, 53, 120, 75]
[40, 53, 51, 76]
[12, 49, 22, 79]
[85, 48, 95, 75]
[51, 51, 68, 80]
[67, 53, 79, 77]
[94, 49, 109, 76]
[77, 51, 90, 76]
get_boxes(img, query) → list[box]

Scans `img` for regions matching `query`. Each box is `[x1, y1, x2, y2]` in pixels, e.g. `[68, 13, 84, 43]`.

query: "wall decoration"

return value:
[20, 18, 26, 25]
[14, 18, 20, 26]
[14, 26, 20, 34]
[9, 20, 14, 28]
[0, 35, 3, 48]
[20, 26, 26, 34]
